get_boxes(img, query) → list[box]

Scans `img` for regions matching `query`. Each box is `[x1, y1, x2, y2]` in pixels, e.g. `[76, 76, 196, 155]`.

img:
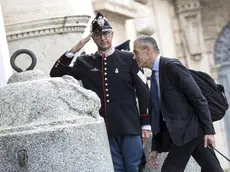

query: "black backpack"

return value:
[189, 69, 229, 122]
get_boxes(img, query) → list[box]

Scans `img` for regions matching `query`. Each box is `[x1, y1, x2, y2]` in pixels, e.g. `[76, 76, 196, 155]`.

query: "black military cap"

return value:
[115, 40, 130, 51]
[91, 12, 112, 33]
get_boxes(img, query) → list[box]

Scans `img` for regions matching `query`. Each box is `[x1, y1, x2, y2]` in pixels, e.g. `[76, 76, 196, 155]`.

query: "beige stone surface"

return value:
[0, 0, 91, 75]
[8, 33, 83, 75]
[0, 5, 12, 86]
[0, 0, 93, 25]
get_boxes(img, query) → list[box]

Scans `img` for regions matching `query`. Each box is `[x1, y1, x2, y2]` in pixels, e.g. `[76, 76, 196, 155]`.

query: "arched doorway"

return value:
[214, 22, 230, 151]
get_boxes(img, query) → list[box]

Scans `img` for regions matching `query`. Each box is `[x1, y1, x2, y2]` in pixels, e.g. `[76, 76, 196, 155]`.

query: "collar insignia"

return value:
[91, 68, 99, 72]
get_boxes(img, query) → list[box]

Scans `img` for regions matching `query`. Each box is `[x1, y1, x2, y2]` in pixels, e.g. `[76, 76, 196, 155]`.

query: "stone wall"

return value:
[201, 1, 230, 170]
[201, 0, 230, 67]
[0, 5, 12, 86]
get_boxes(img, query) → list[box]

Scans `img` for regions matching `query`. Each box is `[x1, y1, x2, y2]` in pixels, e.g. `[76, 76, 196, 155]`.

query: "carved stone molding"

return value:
[175, 0, 204, 61]
[5, 15, 90, 42]
[176, 1, 201, 14]
[92, 0, 136, 19]
[133, 2, 155, 36]
[134, 0, 149, 4]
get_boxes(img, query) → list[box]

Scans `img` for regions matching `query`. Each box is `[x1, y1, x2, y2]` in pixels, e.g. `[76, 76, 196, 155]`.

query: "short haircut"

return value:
[135, 35, 160, 53]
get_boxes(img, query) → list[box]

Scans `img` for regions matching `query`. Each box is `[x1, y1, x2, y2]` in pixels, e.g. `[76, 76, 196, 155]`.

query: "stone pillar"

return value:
[0, 5, 12, 86]
[0, 0, 91, 75]
[174, 0, 211, 73]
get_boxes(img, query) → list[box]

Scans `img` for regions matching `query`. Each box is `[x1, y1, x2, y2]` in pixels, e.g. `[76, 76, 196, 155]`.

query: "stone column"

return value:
[0, 0, 91, 75]
[0, 5, 12, 86]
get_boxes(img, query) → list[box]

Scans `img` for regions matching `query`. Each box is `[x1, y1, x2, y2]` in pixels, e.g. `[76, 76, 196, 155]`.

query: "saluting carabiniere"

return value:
[50, 12, 151, 172]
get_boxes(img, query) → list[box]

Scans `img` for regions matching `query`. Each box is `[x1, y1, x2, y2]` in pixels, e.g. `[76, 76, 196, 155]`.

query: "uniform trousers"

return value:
[162, 127, 224, 172]
[109, 135, 143, 172]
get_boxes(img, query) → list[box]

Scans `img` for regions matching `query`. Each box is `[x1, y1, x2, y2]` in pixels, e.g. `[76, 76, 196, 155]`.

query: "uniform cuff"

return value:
[140, 114, 150, 126]
[58, 52, 74, 66]
[65, 50, 75, 58]
[142, 125, 151, 131]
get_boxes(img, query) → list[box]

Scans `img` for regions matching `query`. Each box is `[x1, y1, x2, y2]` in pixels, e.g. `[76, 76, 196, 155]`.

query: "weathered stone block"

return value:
[0, 70, 114, 172]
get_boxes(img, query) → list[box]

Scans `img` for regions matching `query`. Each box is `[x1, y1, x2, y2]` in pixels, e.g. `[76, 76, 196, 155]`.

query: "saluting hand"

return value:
[70, 33, 92, 53]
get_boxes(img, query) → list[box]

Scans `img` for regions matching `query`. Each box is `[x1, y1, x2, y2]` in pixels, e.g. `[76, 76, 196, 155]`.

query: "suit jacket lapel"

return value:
[159, 56, 164, 102]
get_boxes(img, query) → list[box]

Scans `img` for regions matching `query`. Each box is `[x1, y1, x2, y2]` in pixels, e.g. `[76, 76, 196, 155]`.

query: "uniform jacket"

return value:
[151, 56, 215, 148]
[50, 49, 150, 136]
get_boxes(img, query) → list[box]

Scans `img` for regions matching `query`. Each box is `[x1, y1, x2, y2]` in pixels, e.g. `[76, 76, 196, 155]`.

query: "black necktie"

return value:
[151, 70, 160, 135]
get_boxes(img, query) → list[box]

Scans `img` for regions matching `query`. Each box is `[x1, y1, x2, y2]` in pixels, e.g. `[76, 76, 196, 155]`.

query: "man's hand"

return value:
[148, 151, 160, 169]
[204, 134, 216, 148]
[142, 129, 151, 146]
[70, 33, 92, 53]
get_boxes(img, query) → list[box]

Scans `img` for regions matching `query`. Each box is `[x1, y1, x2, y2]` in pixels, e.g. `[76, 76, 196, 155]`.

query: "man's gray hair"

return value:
[135, 35, 160, 53]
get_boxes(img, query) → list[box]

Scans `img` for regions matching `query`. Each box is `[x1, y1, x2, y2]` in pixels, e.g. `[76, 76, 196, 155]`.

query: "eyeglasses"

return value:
[93, 31, 112, 39]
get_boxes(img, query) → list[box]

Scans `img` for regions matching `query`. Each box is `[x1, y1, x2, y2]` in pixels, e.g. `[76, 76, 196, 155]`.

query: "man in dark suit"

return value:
[132, 35, 224, 172]
[50, 12, 151, 172]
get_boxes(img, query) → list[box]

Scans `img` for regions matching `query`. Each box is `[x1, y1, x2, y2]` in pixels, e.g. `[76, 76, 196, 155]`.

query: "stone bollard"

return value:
[0, 70, 114, 172]
[144, 134, 201, 172]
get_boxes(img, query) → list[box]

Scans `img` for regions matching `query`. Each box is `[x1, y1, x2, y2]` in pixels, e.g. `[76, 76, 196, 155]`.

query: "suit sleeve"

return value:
[50, 52, 82, 80]
[167, 60, 215, 135]
[131, 58, 150, 127]
[151, 134, 159, 151]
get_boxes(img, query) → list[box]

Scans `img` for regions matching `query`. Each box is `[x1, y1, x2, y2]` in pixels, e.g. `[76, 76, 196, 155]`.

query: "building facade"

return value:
[0, 0, 230, 170]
